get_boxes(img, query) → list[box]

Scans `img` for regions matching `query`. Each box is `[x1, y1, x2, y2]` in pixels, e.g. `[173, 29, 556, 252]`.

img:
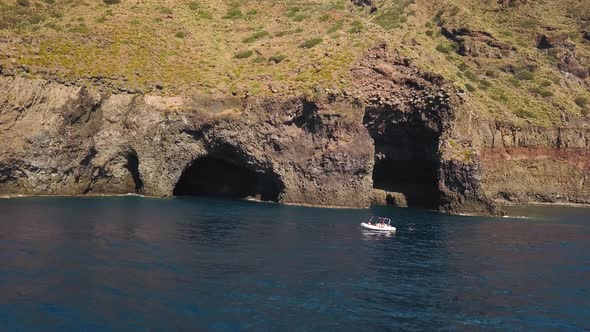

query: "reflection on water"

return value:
[0, 197, 589, 331]
[361, 230, 396, 240]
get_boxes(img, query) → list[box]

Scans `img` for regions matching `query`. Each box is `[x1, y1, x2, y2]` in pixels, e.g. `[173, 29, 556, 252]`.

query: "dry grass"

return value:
[400, 0, 590, 126]
[0, 0, 588, 126]
[0, 0, 403, 96]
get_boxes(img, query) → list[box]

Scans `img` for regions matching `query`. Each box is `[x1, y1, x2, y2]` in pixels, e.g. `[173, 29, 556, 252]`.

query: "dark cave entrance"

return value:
[125, 151, 144, 193]
[365, 113, 441, 208]
[173, 157, 283, 202]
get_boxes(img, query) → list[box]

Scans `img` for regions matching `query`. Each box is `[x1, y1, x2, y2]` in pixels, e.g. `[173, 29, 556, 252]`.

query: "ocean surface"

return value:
[0, 197, 589, 331]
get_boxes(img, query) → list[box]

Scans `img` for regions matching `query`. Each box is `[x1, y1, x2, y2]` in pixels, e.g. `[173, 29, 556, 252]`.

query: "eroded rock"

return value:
[6, 45, 584, 215]
[0, 76, 374, 208]
[351, 0, 376, 12]
[536, 34, 575, 50]
[440, 25, 515, 58]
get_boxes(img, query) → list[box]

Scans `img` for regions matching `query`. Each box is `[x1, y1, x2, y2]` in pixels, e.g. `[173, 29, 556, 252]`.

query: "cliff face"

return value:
[1, 46, 588, 214]
[476, 121, 590, 205]
[0, 75, 377, 207]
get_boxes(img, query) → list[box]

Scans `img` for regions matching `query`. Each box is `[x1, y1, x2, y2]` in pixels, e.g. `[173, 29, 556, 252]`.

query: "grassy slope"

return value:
[0, 0, 588, 125]
[0, 0, 392, 95]
[404, 0, 590, 125]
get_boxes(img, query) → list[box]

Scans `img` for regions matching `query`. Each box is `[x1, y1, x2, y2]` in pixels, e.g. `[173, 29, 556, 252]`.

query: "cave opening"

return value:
[173, 157, 282, 202]
[365, 112, 441, 208]
[125, 151, 144, 193]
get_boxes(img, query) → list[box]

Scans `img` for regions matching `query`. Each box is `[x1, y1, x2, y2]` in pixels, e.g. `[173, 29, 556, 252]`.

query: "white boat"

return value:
[361, 217, 396, 232]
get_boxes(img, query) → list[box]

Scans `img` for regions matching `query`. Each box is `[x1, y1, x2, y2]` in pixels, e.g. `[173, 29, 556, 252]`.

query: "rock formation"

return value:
[1, 45, 588, 215]
[0, 75, 375, 208]
[351, 0, 377, 12]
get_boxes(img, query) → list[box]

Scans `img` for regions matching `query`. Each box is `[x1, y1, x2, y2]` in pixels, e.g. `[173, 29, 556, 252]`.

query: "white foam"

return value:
[502, 215, 530, 219]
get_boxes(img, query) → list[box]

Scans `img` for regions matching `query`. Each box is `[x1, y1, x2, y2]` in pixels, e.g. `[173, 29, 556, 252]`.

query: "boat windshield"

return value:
[368, 216, 391, 225]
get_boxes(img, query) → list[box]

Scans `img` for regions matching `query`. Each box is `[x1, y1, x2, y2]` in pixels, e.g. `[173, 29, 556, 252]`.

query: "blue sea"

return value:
[0, 197, 589, 331]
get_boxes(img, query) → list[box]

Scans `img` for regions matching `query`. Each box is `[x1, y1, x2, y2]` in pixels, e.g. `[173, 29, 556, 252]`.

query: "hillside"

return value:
[1, 0, 589, 126]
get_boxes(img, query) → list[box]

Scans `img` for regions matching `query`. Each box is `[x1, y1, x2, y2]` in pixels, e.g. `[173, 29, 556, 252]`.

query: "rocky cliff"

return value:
[476, 121, 590, 206]
[0, 74, 375, 208]
[1, 45, 588, 214]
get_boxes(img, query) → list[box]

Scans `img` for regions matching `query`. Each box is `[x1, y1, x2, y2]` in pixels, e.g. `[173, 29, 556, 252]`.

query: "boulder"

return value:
[371, 189, 408, 208]
[558, 53, 589, 79]
[535, 34, 575, 50]
[386, 192, 408, 208]
[351, 0, 376, 12]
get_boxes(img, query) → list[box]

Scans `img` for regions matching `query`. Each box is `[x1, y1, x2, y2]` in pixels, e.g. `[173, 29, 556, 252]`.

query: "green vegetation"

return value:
[372, 0, 413, 30]
[223, 7, 243, 19]
[515, 71, 535, 81]
[515, 109, 537, 119]
[268, 54, 286, 64]
[197, 10, 213, 19]
[436, 43, 457, 54]
[242, 31, 269, 44]
[235, 50, 254, 59]
[540, 91, 553, 98]
[348, 20, 363, 33]
[300, 37, 323, 49]
[480, 80, 492, 89]
[327, 20, 344, 33]
[158, 6, 173, 15]
[0, 0, 587, 126]
[0, 0, 377, 96]
[575, 97, 588, 108]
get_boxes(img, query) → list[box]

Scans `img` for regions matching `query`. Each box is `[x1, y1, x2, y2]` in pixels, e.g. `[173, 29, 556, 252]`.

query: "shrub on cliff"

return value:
[514, 109, 536, 119]
[268, 54, 286, 64]
[514, 70, 535, 80]
[158, 6, 172, 14]
[197, 10, 212, 19]
[327, 20, 344, 34]
[348, 20, 364, 33]
[223, 7, 243, 19]
[235, 50, 253, 59]
[436, 43, 458, 54]
[575, 97, 588, 108]
[300, 37, 322, 49]
[188, 1, 199, 10]
[540, 91, 553, 98]
[242, 31, 269, 44]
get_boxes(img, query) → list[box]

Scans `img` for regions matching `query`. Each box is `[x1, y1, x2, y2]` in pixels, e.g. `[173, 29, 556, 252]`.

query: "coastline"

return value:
[2, 193, 589, 216]
[495, 200, 590, 209]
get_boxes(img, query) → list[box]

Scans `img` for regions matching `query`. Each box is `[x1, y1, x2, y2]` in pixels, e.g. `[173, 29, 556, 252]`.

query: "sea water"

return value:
[0, 197, 588, 331]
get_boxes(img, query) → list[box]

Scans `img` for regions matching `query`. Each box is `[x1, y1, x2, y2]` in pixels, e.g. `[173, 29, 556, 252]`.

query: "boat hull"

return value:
[360, 223, 396, 232]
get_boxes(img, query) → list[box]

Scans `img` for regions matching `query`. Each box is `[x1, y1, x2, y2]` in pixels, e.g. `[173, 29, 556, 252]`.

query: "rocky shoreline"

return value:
[1, 46, 588, 216]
